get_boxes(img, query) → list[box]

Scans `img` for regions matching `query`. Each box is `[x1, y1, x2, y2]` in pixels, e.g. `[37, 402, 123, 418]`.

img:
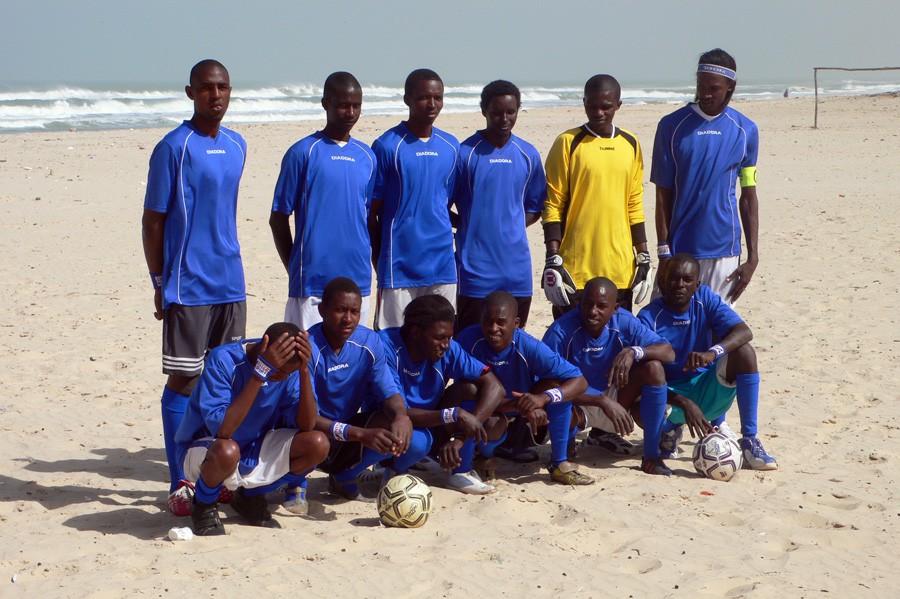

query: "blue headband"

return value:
[697, 63, 736, 80]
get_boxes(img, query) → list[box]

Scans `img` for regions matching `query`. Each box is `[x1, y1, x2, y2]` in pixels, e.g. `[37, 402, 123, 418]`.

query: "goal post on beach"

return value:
[813, 66, 900, 128]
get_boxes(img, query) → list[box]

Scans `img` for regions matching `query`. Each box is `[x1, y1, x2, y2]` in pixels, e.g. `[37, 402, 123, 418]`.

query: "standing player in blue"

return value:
[380, 295, 507, 494]
[637, 254, 777, 469]
[543, 278, 676, 475]
[301, 277, 429, 507]
[457, 291, 593, 485]
[451, 80, 546, 330]
[651, 49, 760, 305]
[142, 59, 247, 516]
[174, 323, 329, 535]
[369, 69, 459, 330]
[271, 72, 376, 329]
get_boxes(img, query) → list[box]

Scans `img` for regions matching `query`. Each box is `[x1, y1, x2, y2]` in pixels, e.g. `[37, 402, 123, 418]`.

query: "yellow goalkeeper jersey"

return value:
[542, 125, 645, 289]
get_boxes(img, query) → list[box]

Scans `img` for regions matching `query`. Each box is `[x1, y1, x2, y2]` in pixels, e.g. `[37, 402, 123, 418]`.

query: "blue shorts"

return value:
[666, 357, 735, 425]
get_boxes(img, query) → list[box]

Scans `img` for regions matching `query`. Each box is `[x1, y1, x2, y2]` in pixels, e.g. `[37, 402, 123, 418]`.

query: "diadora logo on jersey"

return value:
[331, 155, 356, 162]
[328, 363, 350, 373]
[672, 319, 692, 327]
[402, 368, 421, 377]
[206, 149, 227, 154]
[697, 130, 722, 136]
[489, 158, 512, 164]
[583, 346, 605, 352]
[416, 151, 439, 157]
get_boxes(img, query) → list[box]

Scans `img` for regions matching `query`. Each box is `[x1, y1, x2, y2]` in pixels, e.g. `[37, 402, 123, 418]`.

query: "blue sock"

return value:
[546, 401, 573, 467]
[640, 385, 667, 458]
[394, 429, 430, 473]
[335, 447, 391, 485]
[661, 419, 679, 434]
[283, 474, 308, 500]
[567, 425, 579, 447]
[711, 413, 726, 427]
[194, 475, 221, 504]
[736, 373, 760, 437]
[244, 470, 314, 498]
[452, 438, 476, 475]
[161, 387, 189, 493]
[477, 430, 508, 459]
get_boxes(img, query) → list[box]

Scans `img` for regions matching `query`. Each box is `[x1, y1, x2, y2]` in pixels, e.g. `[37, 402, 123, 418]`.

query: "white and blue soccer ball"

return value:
[692, 431, 743, 481]
[377, 474, 432, 528]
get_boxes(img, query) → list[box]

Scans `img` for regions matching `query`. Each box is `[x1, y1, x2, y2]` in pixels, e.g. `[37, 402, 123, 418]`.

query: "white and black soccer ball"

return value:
[692, 431, 743, 481]
[377, 474, 432, 528]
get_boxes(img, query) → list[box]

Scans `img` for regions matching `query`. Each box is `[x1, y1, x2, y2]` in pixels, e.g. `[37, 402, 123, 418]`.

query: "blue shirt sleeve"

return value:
[444, 339, 488, 381]
[701, 286, 744, 339]
[272, 144, 305, 215]
[742, 120, 759, 169]
[650, 117, 675, 188]
[621, 309, 667, 348]
[144, 140, 177, 213]
[193, 351, 240, 436]
[372, 137, 389, 201]
[523, 144, 546, 214]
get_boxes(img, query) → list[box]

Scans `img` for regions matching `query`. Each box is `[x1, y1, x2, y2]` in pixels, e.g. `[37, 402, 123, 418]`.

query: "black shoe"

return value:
[494, 417, 540, 463]
[231, 487, 280, 528]
[191, 499, 226, 536]
[641, 457, 673, 476]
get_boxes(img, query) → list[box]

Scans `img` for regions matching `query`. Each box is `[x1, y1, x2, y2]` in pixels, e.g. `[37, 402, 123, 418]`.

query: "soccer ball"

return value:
[377, 474, 432, 528]
[692, 431, 743, 481]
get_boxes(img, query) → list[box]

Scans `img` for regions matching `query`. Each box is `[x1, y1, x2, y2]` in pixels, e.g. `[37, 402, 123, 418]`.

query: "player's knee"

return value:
[443, 380, 478, 405]
[640, 360, 667, 385]
[208, 438, 241, 468]
[406, 429, 431, 460]
[301, 430, 330, 461]
[731, 343, 757, 373]
[484, 415, 508, 440]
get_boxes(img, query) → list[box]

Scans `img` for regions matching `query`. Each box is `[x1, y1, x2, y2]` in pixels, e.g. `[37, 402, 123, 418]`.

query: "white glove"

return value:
[630, 251, 654, 304]
[542, 254, 576, 307]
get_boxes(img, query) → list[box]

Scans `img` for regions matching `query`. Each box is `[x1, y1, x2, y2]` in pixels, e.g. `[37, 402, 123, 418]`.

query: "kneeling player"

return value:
[304, 277, 428, 506]
[638, 253, 777, 469]
[380, 295, 506, 494]
[457, 291, 592, 484]
[543, 277, 676, 475]
[174, 323, 329, 536]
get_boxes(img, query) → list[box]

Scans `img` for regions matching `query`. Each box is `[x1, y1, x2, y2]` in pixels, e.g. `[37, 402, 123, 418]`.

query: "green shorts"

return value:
[666, 357, 735, 425]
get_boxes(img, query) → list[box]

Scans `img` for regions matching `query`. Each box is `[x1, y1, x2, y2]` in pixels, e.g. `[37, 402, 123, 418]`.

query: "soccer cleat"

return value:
[641, 456, 673, 476]
[447, 470, 496, 495]
[191, 498, 225, 536]
[167, 479, 194, 517]
[548, 463, 595, 486]
[231, 487, 279, 527]
[659, 424, 684, 459]
[716, 422, 740, 444]
[282, 485, 308, 515]
[584, 430, 636, 455]
[739, 436, 778, 470]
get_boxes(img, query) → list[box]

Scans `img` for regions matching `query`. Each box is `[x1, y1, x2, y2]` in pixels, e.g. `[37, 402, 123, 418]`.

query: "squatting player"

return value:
[271, 72, 376, 329]
[451, 80, 546, 330]
[651, 48, 760, 304]
[543, 278, 676, 475]
[142, 59, 248, 515]
[638, 254, 776, 469]
[174, 323, 329, 535]
[380, 295, 506, 494]
[542, 74, 651, 319]
[303, 277, 429, 506]
[369, 69, 459, 329]
[457, 291, 592, 485]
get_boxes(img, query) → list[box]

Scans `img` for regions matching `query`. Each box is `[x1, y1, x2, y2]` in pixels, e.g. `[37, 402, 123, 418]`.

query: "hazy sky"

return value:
[5, 1, 899, 87]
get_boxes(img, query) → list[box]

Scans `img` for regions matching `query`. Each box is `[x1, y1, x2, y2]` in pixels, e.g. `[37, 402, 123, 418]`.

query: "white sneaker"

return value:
[447, 470, 496, 495]
[282, 486, 308, 515]
[717, 422, 740, 443]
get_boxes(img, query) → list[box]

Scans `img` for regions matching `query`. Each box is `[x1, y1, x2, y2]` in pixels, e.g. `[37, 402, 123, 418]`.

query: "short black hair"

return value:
[405, 68, 443, 97]
[483, 290, 518, 315]
[582, 277, 618, 298]
[189, 59, 227, 87]
[402, 294, 455, 332]
[480, 80, 520, 111]
[322, 276, 362, 307]
[668, 253, 701, 274]
[584, 74, 621, 100]
[698, 48, 737, 73]
[323, 71, 361, 100]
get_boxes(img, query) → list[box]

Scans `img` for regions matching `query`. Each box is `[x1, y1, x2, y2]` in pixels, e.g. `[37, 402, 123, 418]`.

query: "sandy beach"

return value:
[0, 93, 897, 597]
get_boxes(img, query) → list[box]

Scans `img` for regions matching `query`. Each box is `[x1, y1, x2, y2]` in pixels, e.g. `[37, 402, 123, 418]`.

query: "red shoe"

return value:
[167, 479, 195, 517]
[217, 486, 234, 504]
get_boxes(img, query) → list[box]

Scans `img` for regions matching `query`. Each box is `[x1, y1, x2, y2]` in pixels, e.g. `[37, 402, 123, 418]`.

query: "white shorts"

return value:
[578, 385, 673, 431]
[375, 284, 456, 330]
[181, 428, 297, 490]
[285, 295, 372, 330]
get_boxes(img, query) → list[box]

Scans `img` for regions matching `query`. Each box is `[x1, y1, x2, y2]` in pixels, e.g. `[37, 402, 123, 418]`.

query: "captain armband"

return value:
[739, 166, 757, 187]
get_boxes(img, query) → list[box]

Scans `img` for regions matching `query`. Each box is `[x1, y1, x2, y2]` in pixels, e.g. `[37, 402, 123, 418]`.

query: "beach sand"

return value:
[0, 94, 897, 597]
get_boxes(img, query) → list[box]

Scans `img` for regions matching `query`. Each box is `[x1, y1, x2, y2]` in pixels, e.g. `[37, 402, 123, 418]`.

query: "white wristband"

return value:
[708, 344, 725, 358]
[630, 346, 645, 361]
[331, 421, 348, 441]
[544, 388, 564, 403]
[441, 407, 459, 424]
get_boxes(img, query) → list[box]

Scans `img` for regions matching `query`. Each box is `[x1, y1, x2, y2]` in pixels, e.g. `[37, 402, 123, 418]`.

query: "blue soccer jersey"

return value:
[308, 323, 400, 421]
[456, 325, 581, 397]
[452, 132, 546, 298]
[272, 132, 376, 298]
[638, 285, 743, 381]
[144, 120, 247, 308]
[650, 104, 759, 259]
[372, 123, 459, 289]
[542, 307, 666, 394]
[379, 327, 488, 410]
[174, 339, 312, 459]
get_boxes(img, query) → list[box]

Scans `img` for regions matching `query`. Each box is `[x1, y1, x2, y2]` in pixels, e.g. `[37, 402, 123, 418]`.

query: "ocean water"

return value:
[0, 80, 896, 133]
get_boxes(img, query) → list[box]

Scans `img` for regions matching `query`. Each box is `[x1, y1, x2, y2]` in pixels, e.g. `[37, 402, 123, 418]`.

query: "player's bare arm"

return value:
[141, 208, 166, 320]
[269, 211, 294, 273]
[726, 186, 759, 302]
